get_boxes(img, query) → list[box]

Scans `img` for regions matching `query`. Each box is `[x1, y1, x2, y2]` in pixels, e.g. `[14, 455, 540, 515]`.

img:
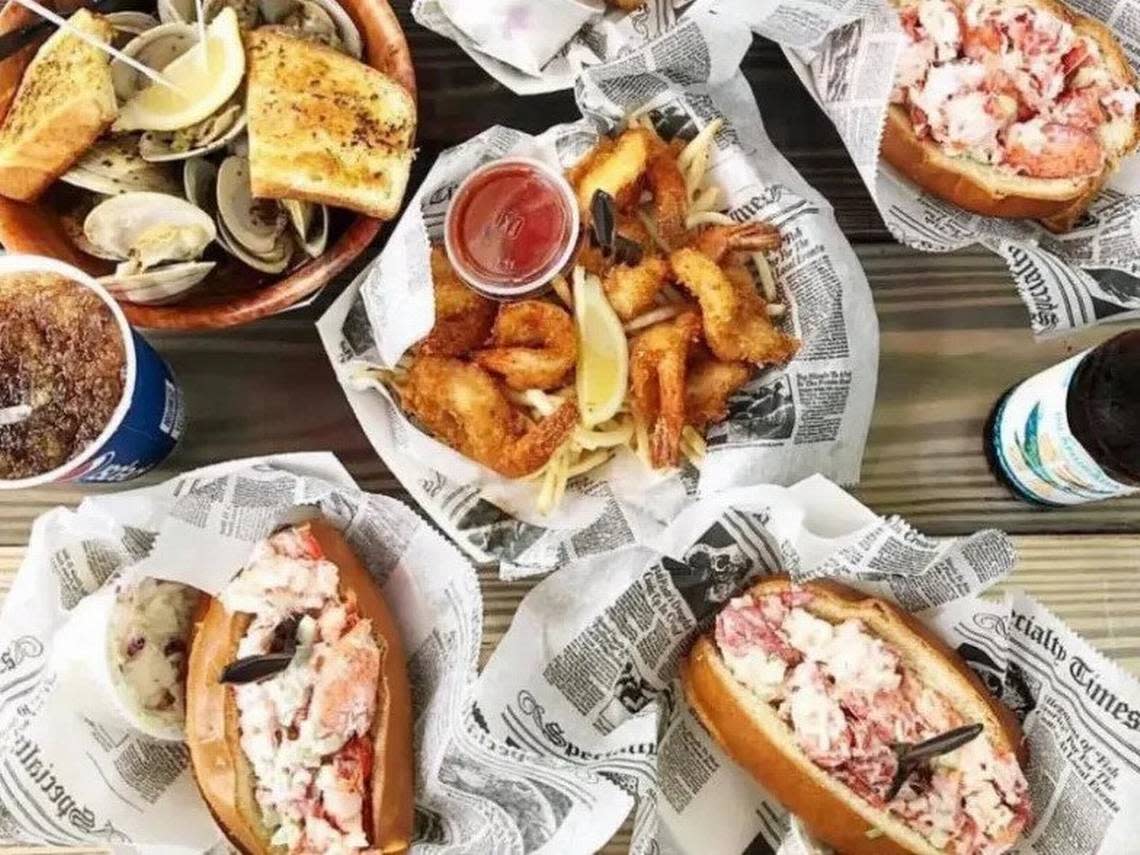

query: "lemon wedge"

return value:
[115, 8, 245, 133]
[574, 268, 629, 428]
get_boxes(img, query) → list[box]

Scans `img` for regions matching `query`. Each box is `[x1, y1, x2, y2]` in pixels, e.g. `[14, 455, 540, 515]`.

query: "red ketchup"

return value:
[444, 157, 578, 298]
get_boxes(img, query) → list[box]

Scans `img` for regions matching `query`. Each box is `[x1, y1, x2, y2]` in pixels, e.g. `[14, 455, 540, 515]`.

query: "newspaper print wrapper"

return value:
[0, 452, 489, 853]
[316, 9, 879, 579]
[410, 0, 714, 94]
[730, 0, 1140, 336]
[464, 473, 1140, 854]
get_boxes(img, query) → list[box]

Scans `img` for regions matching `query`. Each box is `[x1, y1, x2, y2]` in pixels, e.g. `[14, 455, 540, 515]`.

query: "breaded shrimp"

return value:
[602, 255, 671, 321]
[473, 300, 578, 390]
[401, 356, 579, 478]
[689, 221, 781, 264]
[645, 146, 688, 247]
[571, 128, 654, 220]
[418, 246, 496, 357]
[671, 247, 799, 365]
[629, 310, 702, 469]
[685, 350, 753, 430]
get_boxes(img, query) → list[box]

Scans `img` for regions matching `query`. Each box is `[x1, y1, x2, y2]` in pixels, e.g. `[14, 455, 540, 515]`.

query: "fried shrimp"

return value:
[629, 310, 702, 469]
[690, 221, 781, 264]
[685, 350, 753, 430]
[418, 247, 497, 357]
[645, 146, 688, 247]
[401, 356, 579, 478]
[473, 300, 578, 390]
[571, 128, 654, 219]
[602, 255, 671, 321]
[671, 247, 799, 365]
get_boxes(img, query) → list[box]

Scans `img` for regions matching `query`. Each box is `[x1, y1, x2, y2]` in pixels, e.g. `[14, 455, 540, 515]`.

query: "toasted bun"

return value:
[681, 575, 1026, 855]
[0, 9, 117, 202]
[244, 28, 416, 220]
[883, 0, 1140, 232]
[185, 519, 414, 854]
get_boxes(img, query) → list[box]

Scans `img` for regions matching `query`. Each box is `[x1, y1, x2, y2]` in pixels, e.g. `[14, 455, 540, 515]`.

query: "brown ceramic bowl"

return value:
[0, 0, 415, 330]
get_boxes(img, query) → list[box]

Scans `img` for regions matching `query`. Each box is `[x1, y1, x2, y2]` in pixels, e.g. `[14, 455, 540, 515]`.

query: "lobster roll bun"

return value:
[884, 0, 1140, 232]
[681, 576, 1031, 855]
[186, 520, 414, 855]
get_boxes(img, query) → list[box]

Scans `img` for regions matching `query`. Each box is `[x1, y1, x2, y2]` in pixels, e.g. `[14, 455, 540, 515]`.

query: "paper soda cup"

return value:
[0, 255, 184, 489]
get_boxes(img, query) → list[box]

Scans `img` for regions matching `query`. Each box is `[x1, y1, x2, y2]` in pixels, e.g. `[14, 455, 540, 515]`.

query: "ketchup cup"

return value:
[444, 156, 579, 300]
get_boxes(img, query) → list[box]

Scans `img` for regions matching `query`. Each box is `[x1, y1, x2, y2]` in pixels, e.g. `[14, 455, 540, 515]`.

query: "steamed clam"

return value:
[60, 135, 180, 195]
[99, 261, 217, 304]
[216, 155, 294, 272]
[260, 0, 361, 56]
[159, 0, 260, 28]
[139, 99, 247, 162]
[84, 191, 216, 276]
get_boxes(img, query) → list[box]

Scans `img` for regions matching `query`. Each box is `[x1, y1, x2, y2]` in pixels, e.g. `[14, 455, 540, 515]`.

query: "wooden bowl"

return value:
[0, 0, 415, 330]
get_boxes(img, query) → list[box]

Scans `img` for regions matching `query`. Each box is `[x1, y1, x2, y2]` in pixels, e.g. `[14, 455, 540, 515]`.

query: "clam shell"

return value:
[139, 102, 247, 162]
[205, 0, 261, 28]
[107, 11, 160, 47]
[156, 0, 194, 24]
[282, 199, 328, 258]
[60, 135, 180, 196]
[99, 260, 215, 304]
[274, 0, 340, 51]
[84, 191, 217, 269]
[257, 0, 296, 23]
[304, 0, 361, 57]
[112, 23, 197, 102]
[158, 0, 260, 27]
[266, 0, 361, 56]
[217, 219, 294, 272]
[216, 155, 286, 256]
[183, 157, 218, 212]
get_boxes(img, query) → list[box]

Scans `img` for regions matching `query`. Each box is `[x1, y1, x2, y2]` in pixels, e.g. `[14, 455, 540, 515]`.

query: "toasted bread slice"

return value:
[0, 10, 117, 202]
[884, 0, 1140, 233]
[681, 576, 1027, 855]
[245, 28, 415, 220]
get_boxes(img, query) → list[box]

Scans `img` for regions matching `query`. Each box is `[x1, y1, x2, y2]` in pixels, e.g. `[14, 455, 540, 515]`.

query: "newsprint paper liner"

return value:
[317, 9, 879, 578]
[0, 452, 516, 853]
[410, 0, 715, 95]
[729, 0, 1140, 336]
[467, 474, 1140, 854]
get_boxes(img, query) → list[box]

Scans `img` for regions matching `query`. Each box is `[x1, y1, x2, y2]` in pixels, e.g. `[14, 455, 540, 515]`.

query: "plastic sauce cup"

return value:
[0, 255, 184, 489]
[444, 156, 580, 299]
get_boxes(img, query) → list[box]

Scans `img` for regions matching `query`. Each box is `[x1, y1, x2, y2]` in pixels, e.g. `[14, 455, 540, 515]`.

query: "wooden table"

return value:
[4, 7, 1139, 853]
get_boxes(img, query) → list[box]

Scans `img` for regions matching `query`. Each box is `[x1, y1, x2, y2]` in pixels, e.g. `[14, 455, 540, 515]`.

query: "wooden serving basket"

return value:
[0, 0, 415, 330]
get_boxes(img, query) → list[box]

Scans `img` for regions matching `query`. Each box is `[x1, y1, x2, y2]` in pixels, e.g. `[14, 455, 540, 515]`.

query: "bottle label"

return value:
[991, 350, 1139, 505]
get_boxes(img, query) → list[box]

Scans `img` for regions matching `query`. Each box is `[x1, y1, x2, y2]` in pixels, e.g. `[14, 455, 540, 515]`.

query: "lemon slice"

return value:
[115, 8, 245, 133]
[574, 268, 629, 428]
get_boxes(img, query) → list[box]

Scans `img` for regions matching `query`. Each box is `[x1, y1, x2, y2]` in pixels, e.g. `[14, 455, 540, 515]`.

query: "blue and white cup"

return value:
[0, 255, 184, 489]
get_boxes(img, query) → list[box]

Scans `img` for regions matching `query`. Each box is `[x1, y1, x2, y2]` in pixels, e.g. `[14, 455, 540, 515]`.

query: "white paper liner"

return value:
[733, 0, 1140, 335]
[465, 474, 1140, 854]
